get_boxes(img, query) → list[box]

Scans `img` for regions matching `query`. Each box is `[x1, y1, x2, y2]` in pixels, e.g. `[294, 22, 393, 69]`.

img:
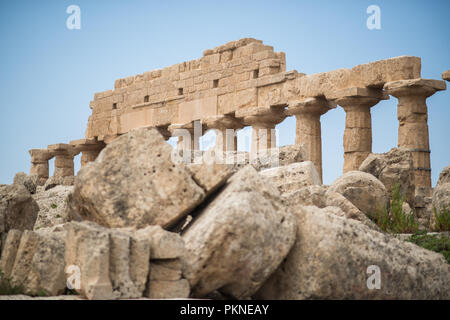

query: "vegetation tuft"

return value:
[369, 183, 419, 234]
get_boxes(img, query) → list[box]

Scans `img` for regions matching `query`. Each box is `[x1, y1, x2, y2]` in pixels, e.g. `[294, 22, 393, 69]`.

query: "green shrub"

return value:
[50, 203, 57, 209]
[407, 231, 450, 264]
[433, 206, 450, 232]
[370, 183, 419, 234]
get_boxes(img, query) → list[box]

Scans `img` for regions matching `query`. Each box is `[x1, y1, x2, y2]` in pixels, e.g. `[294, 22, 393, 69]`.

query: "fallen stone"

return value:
[186, 162, 233, 197]
[67, 128, 205, 229]
[183, 165, 296, 299]
[359, 148, 415, 206]
[0, 228, 67, 296]
[44, 176, 74, 191]
[149, 259, 183, 281]
[13, 172, 37, 194]
[432, 183, 450, 212]
[33, 185, 73, 230]
[146, 279, 190, 299]
[64, 221, 114, 300]
[0, 183, 39, 234]
[259, 161, 321, 194]
[437, 165, 450, 186]
[328, 171, 389, 218]
[282, 185, 380, 230]
[256, 205, 450, 300]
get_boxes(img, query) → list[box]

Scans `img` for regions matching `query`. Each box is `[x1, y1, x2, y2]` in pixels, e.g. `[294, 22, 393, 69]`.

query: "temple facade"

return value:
[29, 38, 448, 196]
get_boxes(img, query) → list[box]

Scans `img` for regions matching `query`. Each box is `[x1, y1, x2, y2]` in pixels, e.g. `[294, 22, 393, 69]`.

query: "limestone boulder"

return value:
[64, 221, 188, 300]
[283, 185, 379, 230]
[437, 166, 450, 186]
[186, 162, 233, 197]
[182, 165, 296, 299]
[432, 183, 450, 212]
[432, 166, 450, 213]
[359, 148, 415, 205]
[67, 128, 205, 229]
[0, 227, 67, 296]
[328, 171, 389, 217]
[259, 161, 321, 194]
[0, 183, 39, 235]
[256, 206, 450, 300]
[33, 185, 73, 230]
[44, 176, 74, 190]
[13, 172, 37, 194]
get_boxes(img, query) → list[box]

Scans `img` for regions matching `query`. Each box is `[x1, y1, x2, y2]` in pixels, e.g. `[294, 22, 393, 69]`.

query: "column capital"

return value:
[235, 106, 286, 127]
[442, 70, 450, 82]
[47, 143, 78, 157]
[384, 78, 446, 98]
[286, 96, 336, 117]
[329, 87, 389, 108]
[29, 149, 53, 162]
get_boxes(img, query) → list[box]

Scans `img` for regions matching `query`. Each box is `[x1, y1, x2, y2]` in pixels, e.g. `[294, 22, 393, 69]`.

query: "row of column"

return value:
[29, 140, 104, 185]
[165, 78, 445, 189]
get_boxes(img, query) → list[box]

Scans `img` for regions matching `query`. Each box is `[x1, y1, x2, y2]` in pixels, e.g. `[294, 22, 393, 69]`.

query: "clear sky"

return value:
[0, 0, 449, 185]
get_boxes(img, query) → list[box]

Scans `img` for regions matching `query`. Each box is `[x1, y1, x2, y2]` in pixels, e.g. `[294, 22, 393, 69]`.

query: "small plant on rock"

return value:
[370, 183, 419, 234]
[50, 203, 57, 209]
[433, 206, 450, 232]
[407, 231, 450, 264]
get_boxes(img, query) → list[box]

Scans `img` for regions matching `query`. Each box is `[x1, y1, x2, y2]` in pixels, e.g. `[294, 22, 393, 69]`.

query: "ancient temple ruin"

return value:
[29, 38, 448, 195]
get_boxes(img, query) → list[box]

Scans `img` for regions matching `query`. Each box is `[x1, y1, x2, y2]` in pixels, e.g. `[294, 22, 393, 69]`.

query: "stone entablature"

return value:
[29, 38, 447, 192]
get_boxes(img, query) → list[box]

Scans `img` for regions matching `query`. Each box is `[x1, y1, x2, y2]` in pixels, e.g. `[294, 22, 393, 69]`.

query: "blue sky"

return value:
[0, 0, 449, 185]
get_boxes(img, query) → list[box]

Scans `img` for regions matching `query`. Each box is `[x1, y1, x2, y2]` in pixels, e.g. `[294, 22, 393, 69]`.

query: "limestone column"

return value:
[169, 120, 204, 156]
[29, 149, 52, 185]
[48, 144, 76, 178]
[203, 114, 244, 152]
[81, 150, 101, 167]
[70, 138, 105, 168]
[235, 106, 286, 155]
[286, 97, 336, 181]
[384, 79, 446, 192]
[330, 87, 389, 173]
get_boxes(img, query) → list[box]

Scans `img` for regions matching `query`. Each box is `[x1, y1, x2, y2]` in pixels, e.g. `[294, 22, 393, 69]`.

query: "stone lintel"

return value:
[70, 138, 105, 153]
[286, 97, 336, 116]
[328, 87, 389, 101]
[203, 114, 244, 130]
[441, 70, 450, 82]
[384, 78, 447, 97]
[235, 106, 286, 127]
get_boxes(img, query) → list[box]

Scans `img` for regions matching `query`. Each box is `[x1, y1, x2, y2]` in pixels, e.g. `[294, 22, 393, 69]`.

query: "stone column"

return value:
[203, 114, 244, 152]
[330, 87, 389, 173]
[70, 138, 105, 168]
[169, 120, 204, 155]
[286, 97, 336, 181]
[29, 149, 52, 185]
[235, 106, 286, 155]
[384, 79, 446, 192]
[48, 144, 76, 178]
[81, 150, 101, 167]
